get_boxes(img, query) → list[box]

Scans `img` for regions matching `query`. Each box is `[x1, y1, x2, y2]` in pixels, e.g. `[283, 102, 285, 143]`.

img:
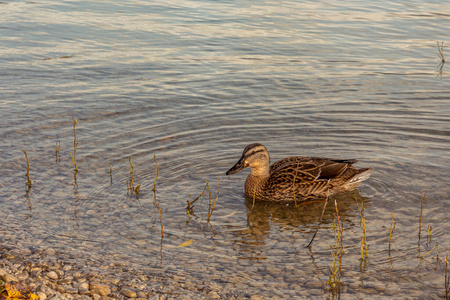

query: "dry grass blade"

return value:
[207, 179, 220, 222]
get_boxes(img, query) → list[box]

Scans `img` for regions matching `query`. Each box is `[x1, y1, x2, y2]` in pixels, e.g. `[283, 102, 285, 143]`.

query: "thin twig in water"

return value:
[152, 154, 159, 192]
[109, 164, 113, 185]
[207, 179, 220, 222]
[389, 210, 396, 255]
[158, 203, 164, 238]
[69, 116, 79, 172]
[418, 191, 426, 242]
[306, 195, 329, 248]
[438, 41, 445, 63]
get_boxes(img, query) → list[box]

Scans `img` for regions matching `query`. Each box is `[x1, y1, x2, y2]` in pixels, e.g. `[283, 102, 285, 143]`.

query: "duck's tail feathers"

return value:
[348, 167, 373, 184]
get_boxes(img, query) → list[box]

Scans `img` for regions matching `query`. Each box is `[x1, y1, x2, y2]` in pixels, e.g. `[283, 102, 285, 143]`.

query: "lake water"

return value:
[1, 0, 449, 298]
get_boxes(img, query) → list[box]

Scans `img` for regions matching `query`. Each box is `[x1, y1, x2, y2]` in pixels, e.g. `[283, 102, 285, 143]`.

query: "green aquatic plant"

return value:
[69, 116, 79, 172]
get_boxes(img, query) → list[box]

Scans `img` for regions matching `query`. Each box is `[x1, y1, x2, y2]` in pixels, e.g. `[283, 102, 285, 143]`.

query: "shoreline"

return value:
[0, 243, 224, 300]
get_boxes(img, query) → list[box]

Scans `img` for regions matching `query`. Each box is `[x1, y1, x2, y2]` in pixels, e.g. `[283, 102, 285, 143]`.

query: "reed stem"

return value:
[22, 151, 32, 189]
[153, 154, 159, 192]
[207, 179, 220, 222]
[158, 203, 164, 238]
[389, 210, 396, 255]
[70, 116, 79, 172]
[418, 191, 426, 242]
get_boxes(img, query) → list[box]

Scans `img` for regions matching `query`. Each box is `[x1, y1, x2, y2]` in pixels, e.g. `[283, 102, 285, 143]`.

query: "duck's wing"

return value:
[267, 160, 329, 198]
[270, 157, 357, 180]
[314, 158, 357, 179]
[267, 157, 359, 199]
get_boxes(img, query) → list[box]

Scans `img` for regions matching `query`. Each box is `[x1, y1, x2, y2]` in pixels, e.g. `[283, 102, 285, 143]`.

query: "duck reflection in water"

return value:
[230, 190, 369, 259]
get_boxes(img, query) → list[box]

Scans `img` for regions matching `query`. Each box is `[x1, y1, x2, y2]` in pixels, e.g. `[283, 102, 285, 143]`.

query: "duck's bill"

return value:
[226, 159, 247, 175]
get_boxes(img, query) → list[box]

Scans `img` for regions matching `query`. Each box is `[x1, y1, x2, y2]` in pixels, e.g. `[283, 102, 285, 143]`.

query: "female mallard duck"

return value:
[226, 143, 372, 202]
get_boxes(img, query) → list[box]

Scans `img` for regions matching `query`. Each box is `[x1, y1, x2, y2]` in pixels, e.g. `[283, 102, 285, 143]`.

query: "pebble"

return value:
[37, 292, 47, 300]
[78, 282, 90, 290]
[89, 283, 111, 296]
[46, 271, 59, 280]
[207, 291, 220, 299]
[121, 288, 137, 298]
[136, 291, 147, 298]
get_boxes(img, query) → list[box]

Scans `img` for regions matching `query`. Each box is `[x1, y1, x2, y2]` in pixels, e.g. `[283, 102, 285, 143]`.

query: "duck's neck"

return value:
[245, 166, 270, 198]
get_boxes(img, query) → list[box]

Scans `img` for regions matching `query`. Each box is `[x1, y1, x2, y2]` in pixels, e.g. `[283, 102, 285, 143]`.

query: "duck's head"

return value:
[226, 143, 270, 176]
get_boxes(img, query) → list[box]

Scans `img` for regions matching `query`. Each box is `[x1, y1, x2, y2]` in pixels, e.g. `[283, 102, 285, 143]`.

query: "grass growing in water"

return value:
[186, 184, 208, 225]
[69, 116, 79, 172]
[207, 179, 220, 223]
[355, 200, 368, 261]
[22, 151, 32, 190]
[127, 157, 140, 197]
[418, 191, 426, 242]
[445, 250, 450, 297]
[152, 154, 159, 192]
[437, 41, 445, 63]
[55, 140, 60, 163]
[157, 202, 164, 238]
[426, 225, 432, 245]
[327, 199, 344, 295]
[389, 210, 396, 255]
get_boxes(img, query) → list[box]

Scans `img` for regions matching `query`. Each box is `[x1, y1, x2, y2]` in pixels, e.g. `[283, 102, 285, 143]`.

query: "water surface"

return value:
[1, 0, 449, 298]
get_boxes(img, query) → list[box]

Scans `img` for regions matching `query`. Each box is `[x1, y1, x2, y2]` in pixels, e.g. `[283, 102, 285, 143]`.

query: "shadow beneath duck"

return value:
[230, 190, 370, 259]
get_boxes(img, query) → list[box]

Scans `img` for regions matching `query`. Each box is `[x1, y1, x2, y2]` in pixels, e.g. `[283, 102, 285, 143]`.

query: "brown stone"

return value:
[90, 283, 111, 296]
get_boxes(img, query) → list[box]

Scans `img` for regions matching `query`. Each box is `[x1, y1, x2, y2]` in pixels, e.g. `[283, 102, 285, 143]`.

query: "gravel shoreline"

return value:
[0, 244, 241, 300]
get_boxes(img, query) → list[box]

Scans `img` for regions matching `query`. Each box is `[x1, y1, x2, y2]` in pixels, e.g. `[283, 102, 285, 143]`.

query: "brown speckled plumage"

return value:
[226, 143, 372, 202]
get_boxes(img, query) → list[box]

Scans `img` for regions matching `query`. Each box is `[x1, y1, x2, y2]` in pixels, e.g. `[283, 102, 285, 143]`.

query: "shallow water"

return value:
[1, 0, 450, 298]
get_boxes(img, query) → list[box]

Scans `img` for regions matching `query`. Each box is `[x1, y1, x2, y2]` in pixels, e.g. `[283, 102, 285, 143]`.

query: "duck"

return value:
[226, 143, 372, 202]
